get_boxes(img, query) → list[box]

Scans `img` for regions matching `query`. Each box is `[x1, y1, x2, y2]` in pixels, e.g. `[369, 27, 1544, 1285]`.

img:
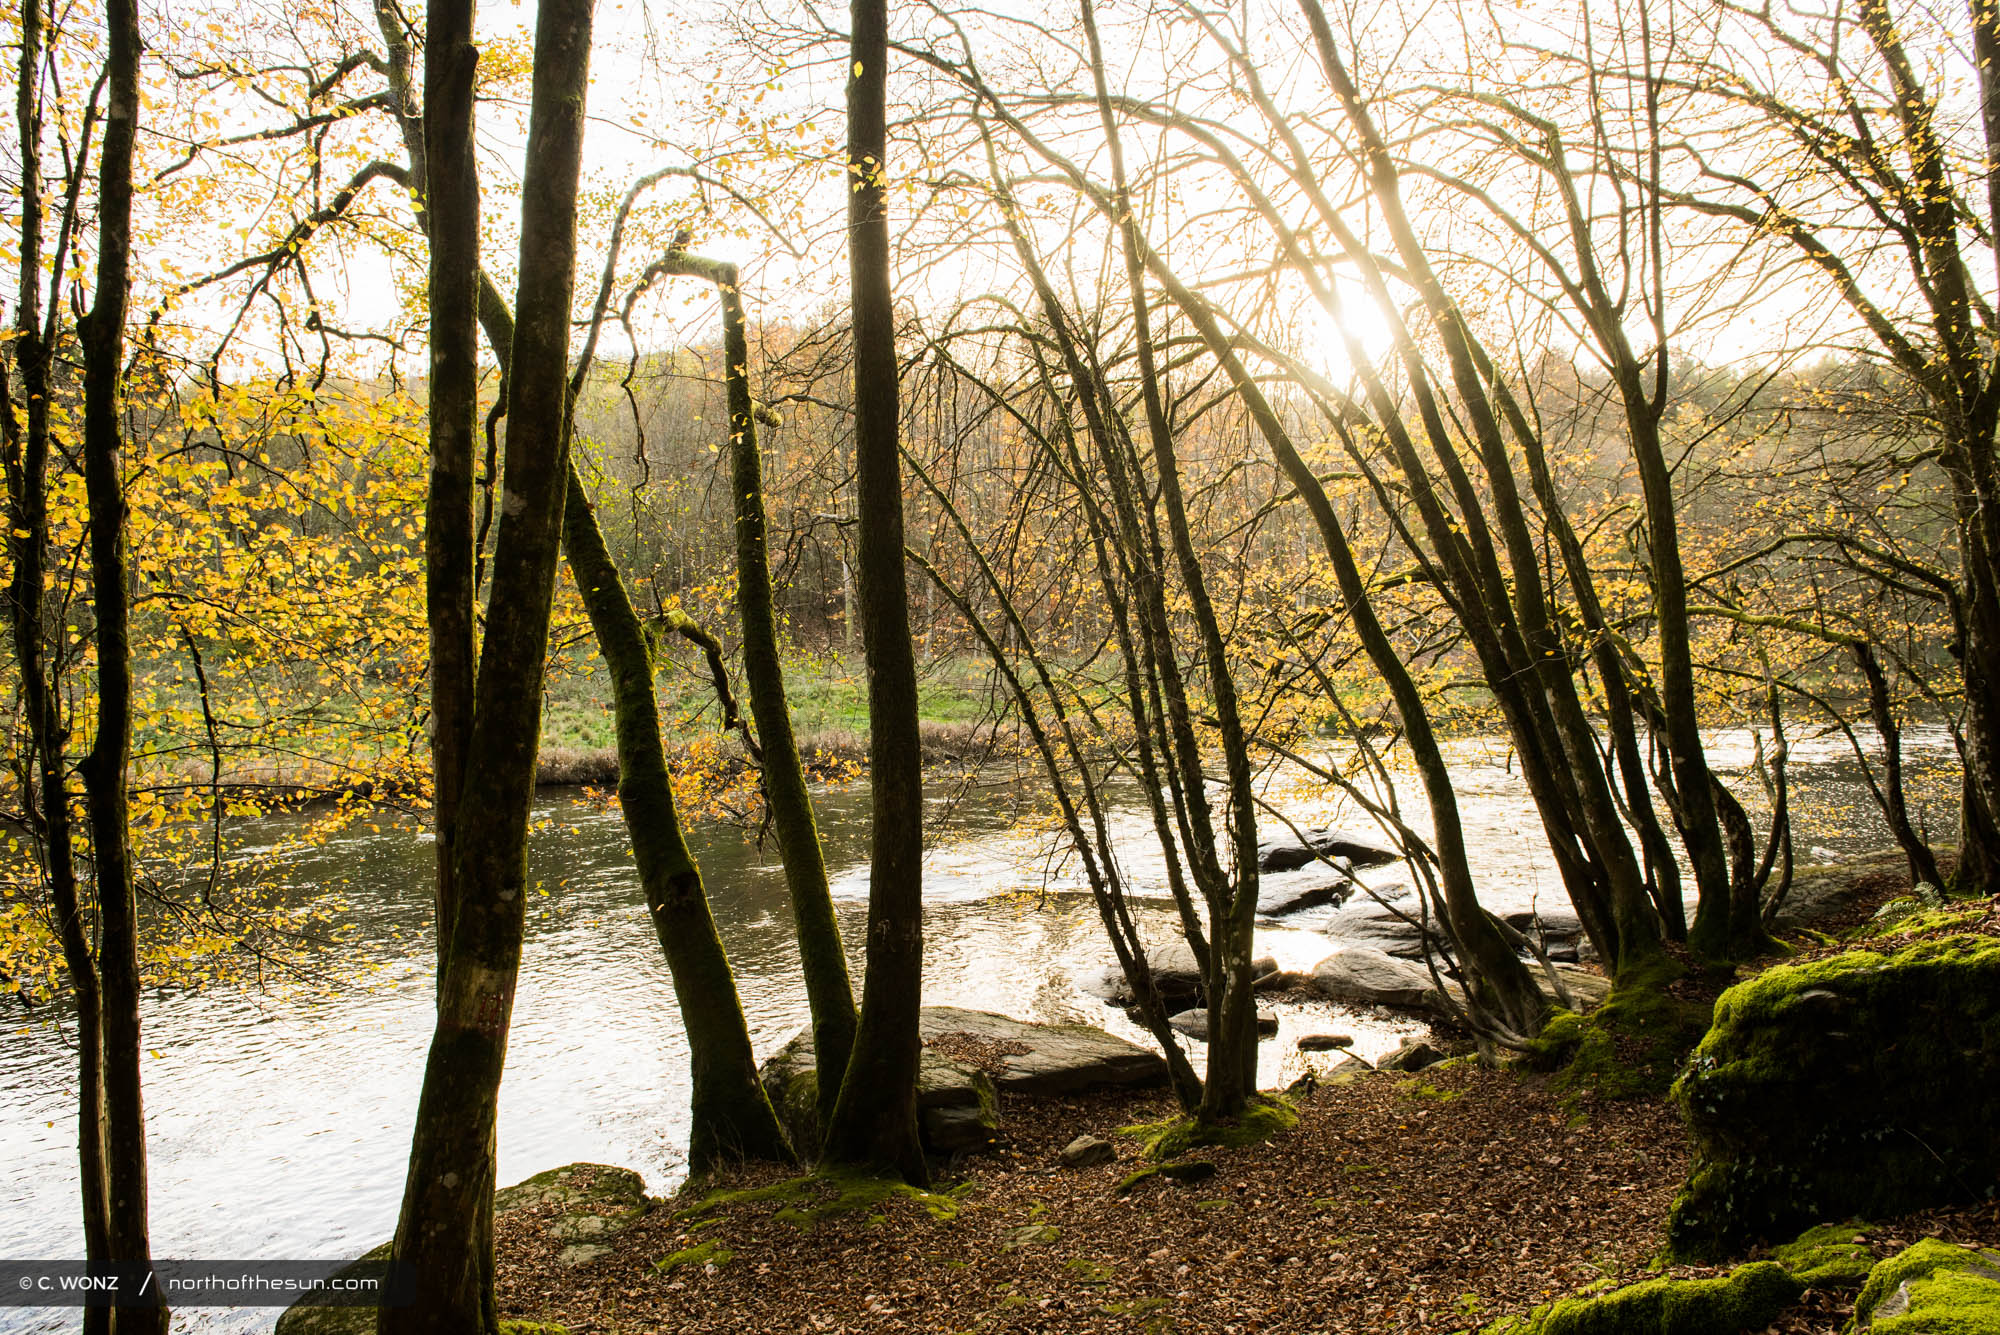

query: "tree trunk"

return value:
[818, 0, 927, 1185]
[3, 9, 114, 1324]
[561, 465, 796, 1169]
[76, 0, 165, 1322]
[655, 247, 858, 1117]
[383, 0, 592, 1325]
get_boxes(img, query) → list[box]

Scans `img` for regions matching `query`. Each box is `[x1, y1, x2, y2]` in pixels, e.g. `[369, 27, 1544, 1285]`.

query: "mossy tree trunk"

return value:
[560, 465, 796, 1169]
[650, 245, 857, 1119]
[383, 0, 591, 1327]
[819, 0, 928, 1186]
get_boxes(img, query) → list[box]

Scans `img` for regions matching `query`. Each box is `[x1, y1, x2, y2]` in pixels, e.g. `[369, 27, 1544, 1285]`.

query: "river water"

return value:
[0, 728, 1958, 1333]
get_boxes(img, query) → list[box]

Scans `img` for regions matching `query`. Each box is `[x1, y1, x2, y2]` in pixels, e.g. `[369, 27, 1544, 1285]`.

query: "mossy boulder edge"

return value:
[1666, 934, 2000, 1260]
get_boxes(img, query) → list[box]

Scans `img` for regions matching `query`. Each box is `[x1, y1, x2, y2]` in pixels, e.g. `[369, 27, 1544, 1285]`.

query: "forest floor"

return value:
[488, 865, 2000, 1335]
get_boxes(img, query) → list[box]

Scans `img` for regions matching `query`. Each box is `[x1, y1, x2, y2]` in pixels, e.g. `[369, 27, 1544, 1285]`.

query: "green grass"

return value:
[539, 651, 1007, 754]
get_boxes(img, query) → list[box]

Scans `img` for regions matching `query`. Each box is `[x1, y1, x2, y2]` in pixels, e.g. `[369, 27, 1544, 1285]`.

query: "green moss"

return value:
[1851, 904, 1989, 942]
[1476, 1262, 1800, 1335]
[1065, 1258, 1115, 1285]
[1099, 1297, 1170, 1318]
[1396, 1078, 1463, 1102]
[998, 1223, 1060, 1249]
[652, 1240, 735, 1273]
[498, 1324, 570, 1335]
[1128, 1095, 1298, 1161]
[677, 1171, 967, 1232]
[1856, 1241, 2000, 1322]
[1520, 955, 1712, 1102]
[1666, 935, 2000, 1260]
[1871, 1265, 2000, 1334]
[1769, 1222, 1875, 1289]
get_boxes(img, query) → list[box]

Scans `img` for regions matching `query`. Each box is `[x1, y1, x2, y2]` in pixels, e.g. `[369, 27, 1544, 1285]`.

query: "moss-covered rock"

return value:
[1770, 1222, 1876, 1290]
[1853, 1240, 2000, 1332]
[1519, 955, 1713, 1102]
[275, 1165, 649, 1335]
[1477, 1261, 1800, 1335]
[1666, 935, 2000, 1261]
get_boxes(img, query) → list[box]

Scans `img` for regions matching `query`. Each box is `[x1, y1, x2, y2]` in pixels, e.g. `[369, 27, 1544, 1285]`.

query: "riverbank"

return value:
[480, 853, 2000, 1335]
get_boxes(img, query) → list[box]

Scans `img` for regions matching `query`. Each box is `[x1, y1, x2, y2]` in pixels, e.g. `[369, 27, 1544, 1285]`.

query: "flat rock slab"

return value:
[919, 1006, 1168, 1095]
[1258, 826, 1400, 872]
[274, 1164, 649, 1335]
[1323, 897, 1431, 958]
[1310, 946, 1442, 1010]
[1256, 873, 1353, 919]
[1770, 850, 1909, 931]
[761, 1007, 1168, 1155]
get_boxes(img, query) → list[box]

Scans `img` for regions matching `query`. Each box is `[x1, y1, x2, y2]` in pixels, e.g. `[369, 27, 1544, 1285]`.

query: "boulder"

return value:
[1309, 946, 1444, 1010]
[1166, 1008, 1280, 1041]
[275, 1164, 648, 1335]
[1258, 826, 1400, 872]
[1853, 1240, 2000, 1331]
[1323, 897, 1431, 958]
[1380, 1039, 1446, 1072]
[1666, 933, 2000, 1260]
[1255, 873, 1352, 919]
[1296, 1033, 1353, 1052]
[1086, 942, 1279, 1010]
[761, 1006, 1169, 1156]
[1059, 1134, 1117, 1169]
[1503, 909, 1593, 963]
[762, 1024, 998, 1157]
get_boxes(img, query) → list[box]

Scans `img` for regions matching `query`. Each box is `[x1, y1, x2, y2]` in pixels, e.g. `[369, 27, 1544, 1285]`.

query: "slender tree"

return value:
[818, 0, 928, 1184]
[641, 240, 859, 1123]
[382, 0, 593, 1322]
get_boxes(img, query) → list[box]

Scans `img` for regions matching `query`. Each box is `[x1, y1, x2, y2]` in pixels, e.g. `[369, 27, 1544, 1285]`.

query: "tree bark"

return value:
[818, 0, 928, 1185]
[76, 0, 165, 1323]
[383, 0, 592, 1325]
[652, 247, 858, 1118]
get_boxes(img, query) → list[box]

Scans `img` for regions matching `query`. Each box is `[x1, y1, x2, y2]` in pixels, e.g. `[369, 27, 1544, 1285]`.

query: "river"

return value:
[0, 727, 1959, 1333]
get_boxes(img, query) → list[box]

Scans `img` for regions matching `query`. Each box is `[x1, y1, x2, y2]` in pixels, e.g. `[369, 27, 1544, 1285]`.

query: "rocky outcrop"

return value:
[1255, 873, 1352, 919]
[1309, 946, 1442, 1010]
[760, 1007, 1169, 1157]
[1085, 942, 1279, 1011]
[1166, 1007, 1279, 1041]
[1666, 933, 2000, 1259]
[1256, 827, 1400, 872]
[274, 1164, 648, 1335]
[1852, 1239, 2000, 1331]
